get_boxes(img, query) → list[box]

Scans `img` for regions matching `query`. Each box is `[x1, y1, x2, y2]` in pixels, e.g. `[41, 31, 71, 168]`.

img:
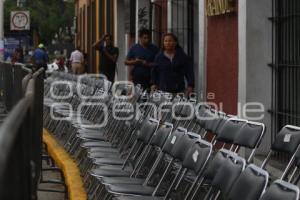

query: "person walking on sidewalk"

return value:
[93, 34, 119, 82]
[125, 28, 159, 90]
[32, 44, 49, 76]
[151, 33, 194, 96]
[69, 47, 85, 74]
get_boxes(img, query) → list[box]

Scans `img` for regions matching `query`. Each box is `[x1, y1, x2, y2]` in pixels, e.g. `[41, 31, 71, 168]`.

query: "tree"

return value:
[4, 0, 74, 45]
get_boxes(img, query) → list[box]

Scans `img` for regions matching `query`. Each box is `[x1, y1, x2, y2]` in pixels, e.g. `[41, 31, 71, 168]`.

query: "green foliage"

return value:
[4, 0, 74, 45]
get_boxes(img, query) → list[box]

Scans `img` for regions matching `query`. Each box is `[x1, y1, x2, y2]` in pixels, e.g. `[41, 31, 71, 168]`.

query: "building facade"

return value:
[75, 0, 300, 155]
[74, 0, 116, 73]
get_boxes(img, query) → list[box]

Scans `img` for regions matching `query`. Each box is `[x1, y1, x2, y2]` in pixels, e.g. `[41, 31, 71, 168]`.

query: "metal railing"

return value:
[270, 0, 300, 161]
[270, 0, 300, 139]
[0, 63, 44, 200]
[0, 63, 22, 112]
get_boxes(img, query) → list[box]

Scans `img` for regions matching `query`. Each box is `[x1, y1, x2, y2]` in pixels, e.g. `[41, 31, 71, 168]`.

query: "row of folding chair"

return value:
[83, 118, 299, 200]
[43, 72, 300, 200]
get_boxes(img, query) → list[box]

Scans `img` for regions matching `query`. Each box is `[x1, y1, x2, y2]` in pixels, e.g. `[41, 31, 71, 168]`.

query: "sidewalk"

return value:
[254, 156, 287, 179]
[254, 155, 300, 188]
[38, 160, 65, 200]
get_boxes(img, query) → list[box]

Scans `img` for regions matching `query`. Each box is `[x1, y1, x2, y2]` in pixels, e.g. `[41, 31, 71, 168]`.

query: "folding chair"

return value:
[227, 164, 269, 200]
[233, 121, 266, 162]
[287, 146, 300, 184]
[214, 118, 248, 150]
[87, 123, 174, 199]
[190, 149, 238, 200]
[261, 125, 300, 173]
[189, 104, 211, 135]
[69, 85, 143, 157]
[113, 138, 213, 200]
[87, 118, 160, 180]
[203, 152, 246, 200]
[259, 180, 299, 200]
[200, 109, 230, 143]
[103, 128, 197, 199]
[172, 99, 196, 130]
[89, 117, 159, 166]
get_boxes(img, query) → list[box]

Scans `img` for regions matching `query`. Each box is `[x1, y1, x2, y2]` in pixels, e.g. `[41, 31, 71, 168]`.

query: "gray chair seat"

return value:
[97, 165, 133, 172]
[101, 177, 145, 185]
[90, 169, 132, 178]
[82, 141, 112, 148]
[106, 184, 155, 196]
[78, 132, 106, 140]
[94, 157, 125, 166]
[78, 127, 103, 132]
[78, 128, 105, 135]
[88, 147, 118, 154]
[89, 152, 120, 159]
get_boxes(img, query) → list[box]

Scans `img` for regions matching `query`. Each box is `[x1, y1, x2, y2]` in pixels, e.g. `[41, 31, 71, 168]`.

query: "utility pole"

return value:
[0, 0, 5, 62]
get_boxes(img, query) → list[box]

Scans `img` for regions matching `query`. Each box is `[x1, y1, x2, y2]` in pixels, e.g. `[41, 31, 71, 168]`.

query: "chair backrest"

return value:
[234, 121, 265, 149]
[211, 153, 246, 197]
[195, 106, 214, 128]
[176, 99, 195, 118]
[204, 149, 231, 180]
[95, 79, 104, 88]
[216, 118, 248, 144]
[162, 127, 187, 154]
[150, 122, 173, 148]
[228, 164, 269, 200]
[203, 109, 221, 133]
[136, 118, 159, 143]
[234, 121, 266, 162]
[272, 125, 300, 154]
[195, 104, 210, 118]
[156, 94, 174, 121]
[132, 85, 143, 102]
[170, 132, 197, 161]
[211, 112, 229, 135]
[151, 92, 170, 106]
[173, 99, 185, 117]
[260, 180, 299, 200]
[182, 139, 213, 174]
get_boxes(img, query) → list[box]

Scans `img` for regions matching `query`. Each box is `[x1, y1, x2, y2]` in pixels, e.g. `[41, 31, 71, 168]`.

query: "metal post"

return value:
[167, 0, 172, 32]
[0, 0, 5, 62]
[135, 0, 139, 43]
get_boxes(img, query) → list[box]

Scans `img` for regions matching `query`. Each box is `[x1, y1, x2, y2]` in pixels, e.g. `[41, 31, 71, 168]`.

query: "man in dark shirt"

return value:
[125, 28, 159, 90]
[93, 34, 119, 82]
[32, 44, 49, 77]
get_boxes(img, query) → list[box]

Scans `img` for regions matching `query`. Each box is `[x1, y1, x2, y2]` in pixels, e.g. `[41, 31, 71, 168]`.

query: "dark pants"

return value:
[133, 77, 151, 91]
[103, 70, 115, 83]
[100, 69, 115, 83]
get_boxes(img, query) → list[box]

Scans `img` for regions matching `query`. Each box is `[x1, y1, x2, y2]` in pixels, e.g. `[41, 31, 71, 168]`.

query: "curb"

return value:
[43, 129, 87, 200]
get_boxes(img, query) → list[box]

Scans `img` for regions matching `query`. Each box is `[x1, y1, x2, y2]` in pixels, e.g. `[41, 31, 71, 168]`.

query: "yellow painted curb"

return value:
[43, 129, 87, 200]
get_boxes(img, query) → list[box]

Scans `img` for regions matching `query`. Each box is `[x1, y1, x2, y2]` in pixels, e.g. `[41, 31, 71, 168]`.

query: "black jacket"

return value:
[151, 48, 195, 93]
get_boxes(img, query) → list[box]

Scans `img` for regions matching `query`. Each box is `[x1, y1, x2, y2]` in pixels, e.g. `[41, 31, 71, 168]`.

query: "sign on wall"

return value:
[207, 0, 235, 16]
[10, 11, 30, 31]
